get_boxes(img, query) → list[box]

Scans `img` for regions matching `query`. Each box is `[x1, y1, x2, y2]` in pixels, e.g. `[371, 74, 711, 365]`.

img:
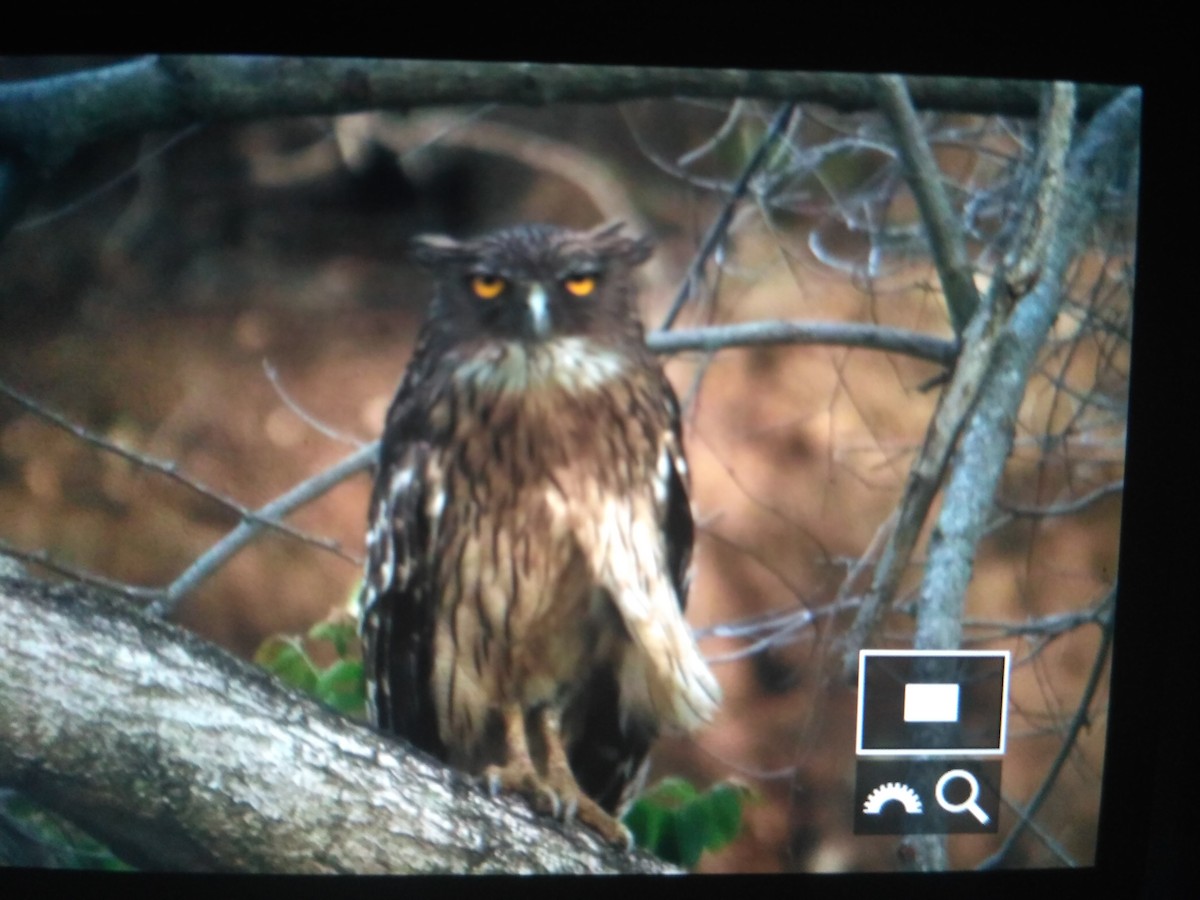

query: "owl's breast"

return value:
[425, 338, 670, 759]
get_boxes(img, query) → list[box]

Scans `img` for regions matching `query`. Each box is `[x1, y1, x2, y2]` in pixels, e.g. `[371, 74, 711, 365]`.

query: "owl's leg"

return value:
[538, 707, 634, 849]
[482, 701, 560, 816]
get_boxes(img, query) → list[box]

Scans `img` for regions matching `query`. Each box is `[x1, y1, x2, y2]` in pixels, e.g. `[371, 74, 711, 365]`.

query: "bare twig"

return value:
[913, 85, 1137, 654]
[262, 360, 365, 448]
[699, 599, 860, 666]
[0, 537, 163, 604]
[996, 480, 1123, 518]
[979, 590, 1115, 869]
[837, 284, 1010, 676]
[659, 103, 797, 330]
[13, 124, 204, 232]
[874, 74, 981, 336]
[647, 319, 956, 366]
[2, 312, 955, 624]
[835, 84, 1137, 679]
[0, 378, 354, 562]
[146, 442, 377, 618]
[1003, 83, 1077, 294]
[677, 99, 748, 167]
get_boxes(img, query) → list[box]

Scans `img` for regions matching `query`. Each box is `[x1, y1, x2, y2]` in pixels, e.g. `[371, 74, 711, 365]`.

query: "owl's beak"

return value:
[527, 283, 551, 338]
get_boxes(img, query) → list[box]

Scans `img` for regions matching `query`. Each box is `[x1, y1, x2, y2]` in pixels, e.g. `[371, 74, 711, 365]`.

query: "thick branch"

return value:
[0, 57, 1124, 175]
[0, 571, 675, 874]
[836, 86, 1139, 677]
[914, 86, 1139, 651]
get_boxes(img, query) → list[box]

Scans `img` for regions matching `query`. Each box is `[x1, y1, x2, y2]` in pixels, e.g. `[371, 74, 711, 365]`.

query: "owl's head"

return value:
[411, 223, 653, 345]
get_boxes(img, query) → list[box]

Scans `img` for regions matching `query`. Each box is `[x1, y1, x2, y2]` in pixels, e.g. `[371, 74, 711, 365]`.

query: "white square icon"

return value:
[904, 683, 960, 723]
[856, 650, 1010, 756]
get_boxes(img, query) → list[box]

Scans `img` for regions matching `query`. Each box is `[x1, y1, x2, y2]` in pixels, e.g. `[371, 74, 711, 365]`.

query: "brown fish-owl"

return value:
[359, 222, 720, 846]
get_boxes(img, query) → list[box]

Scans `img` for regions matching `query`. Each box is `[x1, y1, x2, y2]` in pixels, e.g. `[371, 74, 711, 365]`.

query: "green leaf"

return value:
[254, 636, 319, 694]
[623, 793, 669, 851]
[672, 799, 712, 867]
[315, 659, 366, 716]
[703, 783, 744, 846]
[622, 777, 750, 868]
[308, 618, 357, 659]
[639, 776, 699, 807]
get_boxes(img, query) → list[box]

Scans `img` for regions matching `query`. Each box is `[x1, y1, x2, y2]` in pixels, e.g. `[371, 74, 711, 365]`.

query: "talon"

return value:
[558, 792, 579, 822]
[481, 768, 503, 798]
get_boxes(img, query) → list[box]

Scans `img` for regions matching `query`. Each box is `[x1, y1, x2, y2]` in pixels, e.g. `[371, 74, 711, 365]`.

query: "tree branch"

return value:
[980, 590, 1115, 869]
[836, 85, 1139, 680]
[874, 74, 981, 336]
[658, 103, 797, 330]
[647, 319, 956, 366]
[913, 85, 1138, 653]
[0, 570, 675, 874]
[0, 378, 354, 563]
[146, 442, 378, 618]
[0, 57, 1123, 168]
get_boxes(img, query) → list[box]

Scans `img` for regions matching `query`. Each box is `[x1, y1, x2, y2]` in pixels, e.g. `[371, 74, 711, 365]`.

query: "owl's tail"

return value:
[591, 495, 721, 731]
[615, 595, 722, 733]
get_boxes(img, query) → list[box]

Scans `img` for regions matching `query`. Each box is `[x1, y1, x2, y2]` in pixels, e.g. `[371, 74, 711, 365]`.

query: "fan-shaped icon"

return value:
[863, 782, 923, 815]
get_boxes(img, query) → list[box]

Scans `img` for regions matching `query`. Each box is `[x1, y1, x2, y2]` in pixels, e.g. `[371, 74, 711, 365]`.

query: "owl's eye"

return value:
[563, 275, 597, 297]
[470, 274, 507, 300]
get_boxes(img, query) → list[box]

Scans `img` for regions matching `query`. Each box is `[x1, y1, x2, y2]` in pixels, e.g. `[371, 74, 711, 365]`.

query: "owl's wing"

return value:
[570, 379, 698, 814]
[661, 384, 694, 611]
[359, 383, 445, 759]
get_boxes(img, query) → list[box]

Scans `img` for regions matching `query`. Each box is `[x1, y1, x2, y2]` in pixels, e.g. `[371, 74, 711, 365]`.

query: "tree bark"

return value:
[0, 571, 676, 874]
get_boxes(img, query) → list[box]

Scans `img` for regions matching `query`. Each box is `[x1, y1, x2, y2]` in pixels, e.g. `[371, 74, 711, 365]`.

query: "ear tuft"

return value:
[585, 221, 655, 267]
[409, 234, 468, 268]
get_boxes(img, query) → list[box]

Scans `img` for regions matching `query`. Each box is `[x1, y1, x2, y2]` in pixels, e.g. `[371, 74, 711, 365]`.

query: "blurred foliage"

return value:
[0, 790, 132, 870]
[622, 777, 756, 868]
[255, 612, 366, 719]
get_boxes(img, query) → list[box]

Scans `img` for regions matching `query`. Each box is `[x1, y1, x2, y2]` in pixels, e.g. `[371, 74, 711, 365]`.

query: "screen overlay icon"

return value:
[857, 651, 1010, 756]
[854, 759, 1001, 835]
[854, 651, 1009, 835]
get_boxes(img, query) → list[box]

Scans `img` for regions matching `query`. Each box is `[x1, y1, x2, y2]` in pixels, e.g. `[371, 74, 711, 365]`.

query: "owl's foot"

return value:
[482, 761, 562, 817]
[539, 707, 634, 849]
[482, 702, 561, 817]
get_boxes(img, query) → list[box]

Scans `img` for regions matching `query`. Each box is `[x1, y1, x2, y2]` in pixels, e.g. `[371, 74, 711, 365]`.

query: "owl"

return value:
[359, 222, 721, 847]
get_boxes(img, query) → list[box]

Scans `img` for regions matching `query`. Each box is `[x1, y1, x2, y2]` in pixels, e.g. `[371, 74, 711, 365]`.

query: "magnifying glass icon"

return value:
[935, 769, 990, 825]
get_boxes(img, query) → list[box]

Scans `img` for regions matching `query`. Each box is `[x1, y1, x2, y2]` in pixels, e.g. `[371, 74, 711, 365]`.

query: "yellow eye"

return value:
[471, 274, 506, 300]
[564, 275, 596, 297]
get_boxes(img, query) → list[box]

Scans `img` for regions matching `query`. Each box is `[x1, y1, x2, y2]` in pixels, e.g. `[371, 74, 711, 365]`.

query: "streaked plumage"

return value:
[359, 223, 720, 844]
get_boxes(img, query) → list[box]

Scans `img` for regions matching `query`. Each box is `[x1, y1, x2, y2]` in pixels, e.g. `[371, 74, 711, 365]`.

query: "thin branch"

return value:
[146, 442, 377, 618]
[996, 480, 1123, 518]
[978, 591, 1115, 869]
[647, 319, 956, 366]
[874, 74, 981, 336]
[2, 313, 952, 623]
[914, 85, 1138, 654]
[677, 99, 747, 167]
[836, 281, 1010, 677]
[262, 360, 365, 448]
[1003, 83, 1077, 294]
[659, 102, 797, 330]
[12, 123, 204, 232]
[835, 85, 1138, 679]
[0, 378, 353, 562]
[700, 599, 859, 666]
[0, 537, 162, 604]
